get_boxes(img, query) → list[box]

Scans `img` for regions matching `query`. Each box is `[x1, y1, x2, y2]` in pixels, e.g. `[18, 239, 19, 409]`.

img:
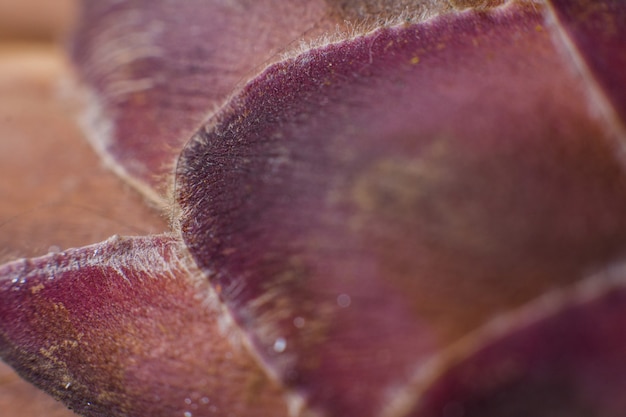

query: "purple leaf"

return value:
[69, 0, 490, 202]
[0, 236, 288, 417]
[2, 0, 626, 416]
[176, 2, 626, 415]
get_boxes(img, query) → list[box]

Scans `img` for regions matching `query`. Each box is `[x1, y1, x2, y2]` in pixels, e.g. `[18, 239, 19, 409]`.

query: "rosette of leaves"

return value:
[1, 1, 626, 416]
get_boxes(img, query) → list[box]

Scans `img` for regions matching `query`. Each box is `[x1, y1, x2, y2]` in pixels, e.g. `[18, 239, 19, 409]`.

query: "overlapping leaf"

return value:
[2, 1, 626, 417]
[0, 236, 288, 417]
[69, 0, 478, 202]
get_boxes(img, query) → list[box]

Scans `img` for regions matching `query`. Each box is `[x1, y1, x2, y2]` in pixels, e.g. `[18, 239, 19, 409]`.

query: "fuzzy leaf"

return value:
[177, 1, 626, 415]
[2, 0, 626, 416]
[70, 0, 331, 201]
[0, 236, 288, 417]
[69, 0, 478, 202]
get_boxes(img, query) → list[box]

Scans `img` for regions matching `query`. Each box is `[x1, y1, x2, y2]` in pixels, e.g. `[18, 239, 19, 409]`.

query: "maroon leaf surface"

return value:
[69, 0, 475, 202]
[69, 0, 330, 201]
[1, 0, 626, 417]
[176, 1, 626, 416]
[0, 236, 288, 417]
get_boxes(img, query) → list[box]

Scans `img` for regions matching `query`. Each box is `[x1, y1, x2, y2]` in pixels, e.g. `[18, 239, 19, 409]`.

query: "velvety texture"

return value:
[70, 0, 331, 201]
[176, 2, 626, 415]
[68, 0, 483, 202]
[1, 1, 626, 416]
[0, 236, 288, 417]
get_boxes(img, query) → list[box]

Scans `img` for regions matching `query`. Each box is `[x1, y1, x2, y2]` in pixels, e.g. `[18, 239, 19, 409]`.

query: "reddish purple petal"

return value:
[70, 0, 330, 201]
[406, 272, 626, 417]
[69, 0, 488, 201]
[176, 2, 626, 416]
[0, 235, 288, 417]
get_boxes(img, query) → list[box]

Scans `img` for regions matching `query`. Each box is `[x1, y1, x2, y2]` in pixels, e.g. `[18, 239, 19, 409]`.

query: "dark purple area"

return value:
[70, 0, 332, 195]
[0, 237, 287, 417]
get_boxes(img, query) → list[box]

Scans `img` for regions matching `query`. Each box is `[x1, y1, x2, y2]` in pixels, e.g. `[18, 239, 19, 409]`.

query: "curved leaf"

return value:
[3, 0, 626, 416]
[176, 2, 626, 415]
[0, 236, 289, 417]
[69, 0, 473, 202]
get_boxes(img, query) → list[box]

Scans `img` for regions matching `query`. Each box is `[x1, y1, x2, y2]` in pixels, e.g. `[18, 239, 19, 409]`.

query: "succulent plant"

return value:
[1, 1, 626, 416]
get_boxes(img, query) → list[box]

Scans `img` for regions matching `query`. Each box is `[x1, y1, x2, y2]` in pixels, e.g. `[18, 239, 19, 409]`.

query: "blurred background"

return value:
[0, 1, 80, 416]
[0, 0, 77, 41]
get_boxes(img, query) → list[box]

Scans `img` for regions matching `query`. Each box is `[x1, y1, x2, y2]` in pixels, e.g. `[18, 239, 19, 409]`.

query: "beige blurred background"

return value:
[0, 0, 77, 41]
[0, 1, 81, 416]
[0, 1, 165, 416]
